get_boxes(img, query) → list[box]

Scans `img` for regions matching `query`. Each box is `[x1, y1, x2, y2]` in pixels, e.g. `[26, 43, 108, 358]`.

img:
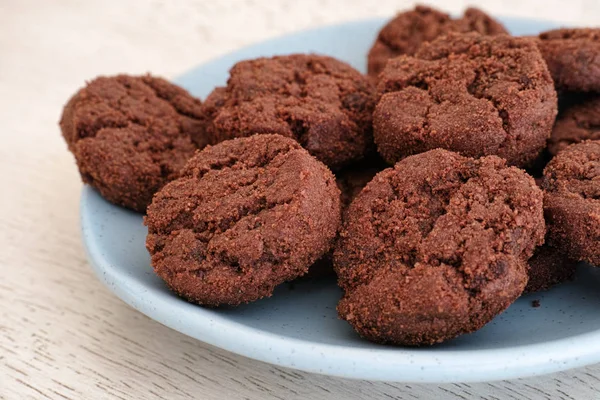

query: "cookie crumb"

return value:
[532, 300, 541, 308]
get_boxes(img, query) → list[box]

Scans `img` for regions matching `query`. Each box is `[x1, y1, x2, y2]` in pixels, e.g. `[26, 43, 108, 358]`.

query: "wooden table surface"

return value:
[2, 0, 600, 398]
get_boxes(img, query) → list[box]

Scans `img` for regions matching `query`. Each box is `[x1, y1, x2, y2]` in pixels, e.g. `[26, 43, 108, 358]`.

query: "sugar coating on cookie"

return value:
[549, 94, 600, 156]
[334, 149, 545, 346]
[543, 140, 600, 265]
[537, 29, 600, 92]
[367, 5, 507, 76]
[374, 33, 557, 168]
[60, 75, 204, 212]
[199, 54, 376, 170]
[145, 134, 341, 306]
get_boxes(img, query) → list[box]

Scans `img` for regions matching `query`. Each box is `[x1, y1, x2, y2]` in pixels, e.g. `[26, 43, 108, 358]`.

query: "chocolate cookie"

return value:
[60, 75, 204, 212]
[525, 244, 577, 293]
[368, 6, 507, 77]
[334, 149, 545, 346]
[145, 134, 341, 306]
[537, 29, 600, 92]
[374, 33, 557, 168]
[199, 54, 376, 170]
[543, 140, 600, 265]
[549, 94, 600, 156]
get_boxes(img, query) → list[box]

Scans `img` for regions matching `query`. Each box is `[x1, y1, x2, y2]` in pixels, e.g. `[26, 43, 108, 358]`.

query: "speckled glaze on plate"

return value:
[81, 17, 600, 383]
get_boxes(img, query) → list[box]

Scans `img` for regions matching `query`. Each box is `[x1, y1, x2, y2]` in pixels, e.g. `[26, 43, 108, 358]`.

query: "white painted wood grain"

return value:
[2, 0, 600, 398]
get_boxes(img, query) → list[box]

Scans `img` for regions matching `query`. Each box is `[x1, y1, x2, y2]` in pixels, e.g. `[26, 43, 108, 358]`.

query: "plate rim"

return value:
[80, 16, 600, 383]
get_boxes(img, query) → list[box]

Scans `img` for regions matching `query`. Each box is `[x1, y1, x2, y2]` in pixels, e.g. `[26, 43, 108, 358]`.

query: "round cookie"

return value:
[60, 75, 204, 212]
[549, 94, 600, 156]
[374, 33, 557, 168]
[199, 54, 376, 170]
[543, 140, 600, 265]
[145, 134, 341, 306]
[334, 149, 545, 346]
[525, 244, 577, 293]
[368, 6, 507, 77]
[537, 29, 600, 92]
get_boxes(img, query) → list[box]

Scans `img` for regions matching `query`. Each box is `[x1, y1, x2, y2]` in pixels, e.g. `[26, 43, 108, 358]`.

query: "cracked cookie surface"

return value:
[537, 29, 600, 92]
[543, 140, 600, 265]
[549, 94, 600, 156]
[199, 54, 376, 170]
[145, 134, 341, 306]
[60, 75, 204, 212]
[367, 5, 507, 77]
[373, 33, 557, 168]
[333, 149, 544, 345]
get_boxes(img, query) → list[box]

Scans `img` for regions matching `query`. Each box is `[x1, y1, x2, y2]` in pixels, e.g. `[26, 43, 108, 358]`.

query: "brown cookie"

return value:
[543, 140, 600, 265]
[334, 149, 545, 346]
[525, 244, 577, 293]
[198, 54, 376, 170]
[374, 33, 557, 168]
[367, 5, 507, 77]
[145, 134, 341, 306]
[60, 75, 204, 212]
[549, 94, 600, 156]
[537, 29, 600, 92]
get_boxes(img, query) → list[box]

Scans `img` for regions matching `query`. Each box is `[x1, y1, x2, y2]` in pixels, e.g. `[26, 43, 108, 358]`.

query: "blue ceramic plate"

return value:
[81, 17, 600, 383]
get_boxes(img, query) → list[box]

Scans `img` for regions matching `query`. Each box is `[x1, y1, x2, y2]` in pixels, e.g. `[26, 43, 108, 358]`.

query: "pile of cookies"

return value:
[60, 5, 600, 346]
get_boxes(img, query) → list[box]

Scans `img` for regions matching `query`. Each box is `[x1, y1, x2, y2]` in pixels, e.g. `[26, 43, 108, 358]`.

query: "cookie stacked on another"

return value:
[367, 5, 507, 77]
[373, 33, 557, 168]
[536, 29, 600, 154]
[530, 29, 600, 286]
[537, 29, 600, 93]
